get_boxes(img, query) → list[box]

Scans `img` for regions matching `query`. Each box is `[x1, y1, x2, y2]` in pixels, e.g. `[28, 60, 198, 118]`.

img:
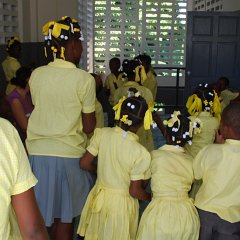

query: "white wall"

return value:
[21, 0, 78, 42]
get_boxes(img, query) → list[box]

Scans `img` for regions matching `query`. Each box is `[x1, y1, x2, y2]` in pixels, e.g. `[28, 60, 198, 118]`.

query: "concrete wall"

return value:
[21, 0, 78, 42]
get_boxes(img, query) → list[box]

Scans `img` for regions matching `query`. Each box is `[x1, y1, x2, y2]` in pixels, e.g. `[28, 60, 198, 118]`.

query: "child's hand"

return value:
[214, 130, 225, 144]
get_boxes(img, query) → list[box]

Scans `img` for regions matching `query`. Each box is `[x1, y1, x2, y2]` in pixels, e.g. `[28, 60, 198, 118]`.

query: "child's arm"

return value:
[82, 112, 96, 134]
[80, 150, 97, 173]
[129, 180, 151, 201]
[11, 188, 48, 240]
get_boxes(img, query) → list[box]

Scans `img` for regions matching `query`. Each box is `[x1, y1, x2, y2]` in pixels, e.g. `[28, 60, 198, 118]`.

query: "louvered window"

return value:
[0, 0, 19, 44]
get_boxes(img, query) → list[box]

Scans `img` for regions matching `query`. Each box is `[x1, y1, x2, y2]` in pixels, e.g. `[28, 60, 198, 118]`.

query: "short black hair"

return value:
[218, 76, 229, 87]
[221, 102, 240, 138]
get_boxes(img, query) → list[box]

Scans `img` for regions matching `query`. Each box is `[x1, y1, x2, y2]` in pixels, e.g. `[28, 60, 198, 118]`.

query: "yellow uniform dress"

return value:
[26, 58, 96, 158]
[114, 81, 155, 152]
[194, 140, 240, 223]
[185, 111, 219, 158]
[78, 127, 151, 240]
[2, 56, 21, 95]
[104, 72, 124, 106]
[142, 70, 157, 100]
[220, 89, 239, 111]
[137, 145, 200, 240]
[0, 118, 37, 240]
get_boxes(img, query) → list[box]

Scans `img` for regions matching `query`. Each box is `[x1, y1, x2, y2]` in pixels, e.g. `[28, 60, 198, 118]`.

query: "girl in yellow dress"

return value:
[77, 94, 154, 240]
[114, 59, 155, 152]
[137, 111, 201, 240]
[185, 83, 221, 199]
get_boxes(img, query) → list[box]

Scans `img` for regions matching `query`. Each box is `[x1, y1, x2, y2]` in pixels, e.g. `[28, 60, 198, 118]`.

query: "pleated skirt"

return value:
[29, 155, 95, 227]
[137, 196, 200, 240]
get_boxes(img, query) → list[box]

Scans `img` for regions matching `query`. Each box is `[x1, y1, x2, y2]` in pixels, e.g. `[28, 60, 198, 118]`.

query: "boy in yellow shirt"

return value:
[104, 57, 124, 126]
[193, 102, 240, 239]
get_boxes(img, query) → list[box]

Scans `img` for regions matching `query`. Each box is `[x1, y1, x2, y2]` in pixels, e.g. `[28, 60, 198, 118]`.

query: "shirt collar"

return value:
[48, 58, 77, 69]
[159, 144, 185, 153]
[114, 126, 139, 142]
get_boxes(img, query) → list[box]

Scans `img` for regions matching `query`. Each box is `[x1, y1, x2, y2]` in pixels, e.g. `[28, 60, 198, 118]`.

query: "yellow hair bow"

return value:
[167, 111, 181, 129]
[186, 94, 202, 115]
[7, 36, 20, 49]
[113, 96, 127, 120]
[52, 23, 70, 38]
[120, 115, 132, 126]
[144, 102, 155, 130]
[189, 116, 202, 138]
[135, 66, 147, 84]
[213, 90, 221, 121]
[42, 21, 55, 35]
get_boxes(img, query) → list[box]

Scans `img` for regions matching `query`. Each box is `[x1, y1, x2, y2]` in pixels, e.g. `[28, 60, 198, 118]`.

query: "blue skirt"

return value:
[29, 155, 94, 227]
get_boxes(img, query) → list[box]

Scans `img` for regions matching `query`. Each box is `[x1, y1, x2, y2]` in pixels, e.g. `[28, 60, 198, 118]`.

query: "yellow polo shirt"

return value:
[0, 118, 37, 239]
[26, 59, 96, 158]
[194, 139, 240, 223]
[220, 89, 239, 111]
[142, 71, 157, 100]
[2, 56, 21, 95]
[104, 72, 124, 105]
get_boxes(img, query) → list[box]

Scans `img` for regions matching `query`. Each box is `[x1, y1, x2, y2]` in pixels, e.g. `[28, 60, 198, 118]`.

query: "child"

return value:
[193, 102, 240, 239]
[137, 111, 201, 240]
[185, 83, 221, 158]
[114, 59, 155, 152]
[217, 76, 240, 110]
[135, 54, 157, 100]
[7, 67, 33, 143]
[104, 57, 124, 126]
[2, 36, 21, 95]
[77, 95, 152, 240]
[26, 16, 96, 240]
[0, 117, 48, 239]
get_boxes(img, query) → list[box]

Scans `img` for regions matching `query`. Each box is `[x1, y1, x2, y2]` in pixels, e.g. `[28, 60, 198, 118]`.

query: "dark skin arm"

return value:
[80, 150, 97, 173]
[82, 112, 96, 134]
[129, 180, 151, 201]
[11, 188, 48, 240]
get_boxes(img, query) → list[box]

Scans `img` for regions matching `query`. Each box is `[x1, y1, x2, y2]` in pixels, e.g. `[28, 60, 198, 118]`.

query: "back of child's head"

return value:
[221, 102, 240, 139]
[11, 67, 32, 89]
[164, 111, 202, 147]
[113, 88, 153, 132]
[6, 36, 21, 58]
[186, 83, 221, 117]
[109, 58, 121, 72]
[135, 54, 152, 73]
[122, 59, 147, 84]
[42, 16, 83, 60]
[122, 59, 140, 81]
[217, 76, 229, 91]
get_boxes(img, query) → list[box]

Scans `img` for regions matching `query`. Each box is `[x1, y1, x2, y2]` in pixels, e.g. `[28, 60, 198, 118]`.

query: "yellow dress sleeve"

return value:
[130, 149, 151, 181]
[87, 128, 103, 156]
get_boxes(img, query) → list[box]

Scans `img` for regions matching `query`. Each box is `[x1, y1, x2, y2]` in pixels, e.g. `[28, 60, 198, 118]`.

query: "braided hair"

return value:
[6, 36, 21, 58]
[122, 59, 140, 81]
[120, 95, 148, 131]
[186, 83, 221, 117]
[165, 111, 202, 147]
[42, 16, 84, 59]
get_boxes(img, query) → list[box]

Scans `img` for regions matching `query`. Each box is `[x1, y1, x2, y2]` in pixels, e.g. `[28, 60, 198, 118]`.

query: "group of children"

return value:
[1, 15, 240, 240]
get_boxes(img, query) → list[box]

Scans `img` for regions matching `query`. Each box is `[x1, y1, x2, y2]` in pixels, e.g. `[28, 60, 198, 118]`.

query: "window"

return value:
[78, 0, 187, 83]
[0, 0, 19, 44]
